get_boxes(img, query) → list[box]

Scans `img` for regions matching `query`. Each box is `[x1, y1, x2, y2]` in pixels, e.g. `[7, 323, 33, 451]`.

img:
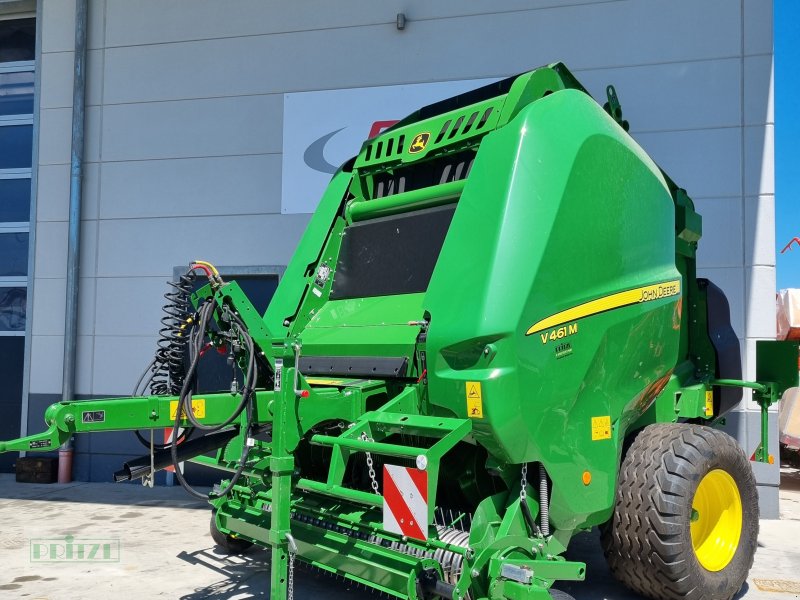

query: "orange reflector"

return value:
[768, 454, 775, 465]
[582, 471, 592, 485]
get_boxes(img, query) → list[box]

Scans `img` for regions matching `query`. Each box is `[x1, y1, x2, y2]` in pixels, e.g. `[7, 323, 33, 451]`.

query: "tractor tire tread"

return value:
[600, 423, 758, 600]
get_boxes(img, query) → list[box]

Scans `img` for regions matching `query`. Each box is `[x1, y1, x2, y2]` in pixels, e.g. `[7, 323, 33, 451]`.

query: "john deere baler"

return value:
[3, 63, 797, 600]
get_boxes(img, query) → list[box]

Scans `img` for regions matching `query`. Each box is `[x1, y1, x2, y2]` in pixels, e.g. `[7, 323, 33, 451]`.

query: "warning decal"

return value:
[466, 381, 483, 419]
[705, 390, 714, 417]
[591, 416, 612, 440]
[169, 399, 206, 420]
[81, 410, 105, 424]
[383, 464, 428, 540]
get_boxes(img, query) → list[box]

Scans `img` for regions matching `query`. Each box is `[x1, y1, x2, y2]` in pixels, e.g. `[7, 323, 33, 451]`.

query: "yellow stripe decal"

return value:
[526, 279, 681, 336]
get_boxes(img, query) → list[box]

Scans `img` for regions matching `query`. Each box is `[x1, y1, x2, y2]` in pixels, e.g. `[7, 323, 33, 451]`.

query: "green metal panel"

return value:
[424, 88, 681, 529]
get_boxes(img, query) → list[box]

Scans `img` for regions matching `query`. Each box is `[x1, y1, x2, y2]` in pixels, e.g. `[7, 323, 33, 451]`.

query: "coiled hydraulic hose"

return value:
[132, 270, 197, 397]
[157, 270, 197, 396]
[131, 269, 199, 450]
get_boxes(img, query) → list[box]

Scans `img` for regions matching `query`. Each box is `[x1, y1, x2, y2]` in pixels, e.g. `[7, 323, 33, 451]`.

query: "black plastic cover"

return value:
[331, 204, 455, 299]
[703, 279, 743, 414]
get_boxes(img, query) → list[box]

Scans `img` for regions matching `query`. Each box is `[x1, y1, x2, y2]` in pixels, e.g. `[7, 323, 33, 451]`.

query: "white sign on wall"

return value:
[281, 78, 497, 214]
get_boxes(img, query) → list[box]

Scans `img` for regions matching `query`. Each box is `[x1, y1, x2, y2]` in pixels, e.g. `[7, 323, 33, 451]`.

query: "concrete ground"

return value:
[0, 469, 799, 599]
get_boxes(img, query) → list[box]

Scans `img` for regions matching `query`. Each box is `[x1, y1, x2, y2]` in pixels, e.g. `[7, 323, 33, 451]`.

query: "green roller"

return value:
[3, 63, 798, 600]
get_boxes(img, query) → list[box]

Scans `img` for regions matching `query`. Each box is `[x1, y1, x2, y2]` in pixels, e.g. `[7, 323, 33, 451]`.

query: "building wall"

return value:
[25, 0, 777, 509]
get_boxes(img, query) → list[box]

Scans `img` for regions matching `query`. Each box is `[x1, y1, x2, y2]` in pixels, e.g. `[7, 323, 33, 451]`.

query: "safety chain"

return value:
[286, 533, 298, 600]
[288, 550, 296, 600]
[360, 432, 380, 494]
[520, 462, 528, 502]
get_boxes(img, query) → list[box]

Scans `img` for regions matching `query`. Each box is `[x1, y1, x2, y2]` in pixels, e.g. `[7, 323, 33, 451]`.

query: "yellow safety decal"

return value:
[306, 378, 346, 386]
[466, 381, 483, 419]
[705, 390, 714, 417]
[591, 416, 612, 441]
[409, 132, 430, 154]
[170, 399, 206, 420]
[526, 279, 681, 336]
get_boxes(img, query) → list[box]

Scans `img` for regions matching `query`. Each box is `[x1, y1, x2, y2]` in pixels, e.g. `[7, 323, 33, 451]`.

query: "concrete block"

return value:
[93, 276, 170, 337]
[100, 95, 282, 162]
[33, 220, 68, 278]
[694, 197, 743, 269]
[745, 195, 775, 267]
[35, 163, 70, 222]
[102, 0, 741, 103]
[745, 266, 776, 339]
[38, 50, 74, 110]
[40, 0, 76, 54]
[98, 154, 281, 219]
[744, 124, 774, 196]
[37, 108, 72, 165]
[30, 276, 65, 336]
[744, 54, 774, 126]
[95, 213, 309, 278]
[75, 333, 94, 395]
[92, 334, 157, 395]
[579, 58, 741, 133]
[28, 334, 63, 394]
[635, 127, 741, 199]
[744, 0, 773, 56]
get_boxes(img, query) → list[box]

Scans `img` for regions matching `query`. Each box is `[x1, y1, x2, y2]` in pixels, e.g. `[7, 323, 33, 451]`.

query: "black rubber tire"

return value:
[209, 514, 254, 554]
[601, 423, 758, 600]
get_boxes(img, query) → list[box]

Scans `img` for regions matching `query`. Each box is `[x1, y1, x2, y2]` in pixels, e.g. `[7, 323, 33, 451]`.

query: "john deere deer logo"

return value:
[409, 132, 430, 154]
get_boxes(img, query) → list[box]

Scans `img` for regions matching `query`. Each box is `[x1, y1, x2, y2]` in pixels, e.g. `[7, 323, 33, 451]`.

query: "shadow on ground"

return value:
[0, 474, 208, 509]
[177, 545, 378, 600]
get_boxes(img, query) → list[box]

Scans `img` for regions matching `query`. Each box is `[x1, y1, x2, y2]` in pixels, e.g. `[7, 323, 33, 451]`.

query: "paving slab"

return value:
[0, 469, 798, 599]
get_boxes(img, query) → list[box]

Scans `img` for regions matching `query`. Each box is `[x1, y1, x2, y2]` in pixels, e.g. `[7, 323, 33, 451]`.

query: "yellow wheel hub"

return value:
[690, 469, 742, 571]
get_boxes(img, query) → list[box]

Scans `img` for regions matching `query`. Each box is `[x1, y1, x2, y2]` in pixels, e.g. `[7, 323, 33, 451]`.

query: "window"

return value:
[0, 69, 33, 115]
[0, 19, 35, 339]
[0, 123, 33, 168]
[0, 176, 30, 221]
[0, 16, 34, 473]
[0, 286, 25, 331]
[0, 231, 28, 276]
[0, 18, 34, 63]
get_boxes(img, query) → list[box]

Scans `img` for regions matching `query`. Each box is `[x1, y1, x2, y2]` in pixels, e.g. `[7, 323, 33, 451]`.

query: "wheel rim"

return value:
[690, 468, 743, 571]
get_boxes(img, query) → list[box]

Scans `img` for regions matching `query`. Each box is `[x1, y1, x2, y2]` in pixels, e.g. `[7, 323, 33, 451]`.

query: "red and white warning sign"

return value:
[383, 464, 428, 540]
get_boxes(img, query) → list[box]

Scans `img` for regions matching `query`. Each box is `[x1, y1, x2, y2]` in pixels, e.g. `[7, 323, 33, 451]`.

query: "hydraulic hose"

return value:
[130, 269, 199, 450]
[128, 264, 259, 500]
[180, 302, 255, 433]
[170, 298, 259, 500]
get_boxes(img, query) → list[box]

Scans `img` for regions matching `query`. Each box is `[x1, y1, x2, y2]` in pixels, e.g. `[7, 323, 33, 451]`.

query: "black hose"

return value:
[153, 271, 197, 396]
[520, 495, 541, 538]
[170, 383, 254, 500]
[170, 300, 259, 500]
[133, 428, 193, 451]
[130, 269, 199, 450]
